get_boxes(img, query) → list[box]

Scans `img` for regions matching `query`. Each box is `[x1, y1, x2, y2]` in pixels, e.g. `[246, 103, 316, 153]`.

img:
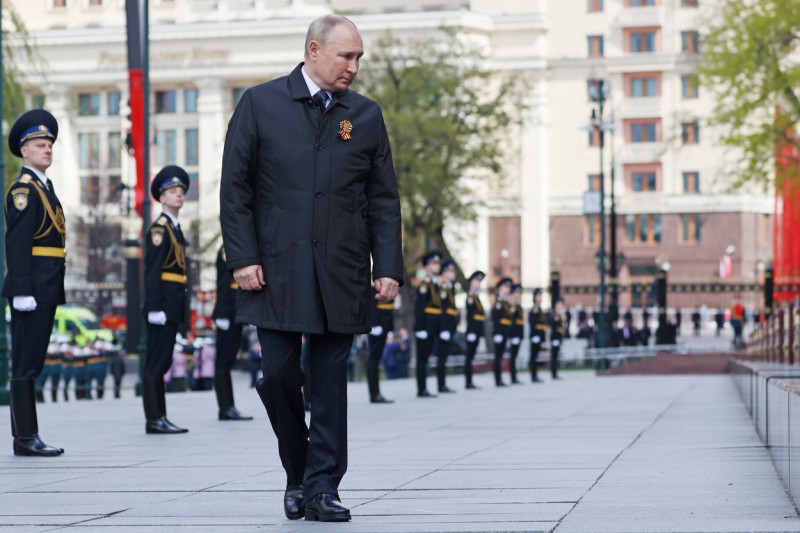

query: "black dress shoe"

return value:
[284, 486, 304, 520]
[304, 493, 351, 522]
[511, 380, 523, 385]
[496, 382, 508, 387]
[438, 386, 457, 393]
[370, 395, 394, 404]
[417, 390, 437, 398]
[465, 383, 480, 390]
[146, 417, 188, 434]
[219, 406, 254, 421]
[13, 435, 64, 457]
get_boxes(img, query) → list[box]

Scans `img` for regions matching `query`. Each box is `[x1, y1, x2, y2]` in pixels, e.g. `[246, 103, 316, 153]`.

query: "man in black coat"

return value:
[219, 15, 403, 523]
[212, 245, 253, 421]
[142, 166, 191, 435]
[3, 109, 66, 456]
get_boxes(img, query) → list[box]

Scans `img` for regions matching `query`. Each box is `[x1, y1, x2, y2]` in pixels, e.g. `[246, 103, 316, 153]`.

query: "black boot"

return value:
[35, 389, 45, 403]
[51, 388, 58, 403]
[215, 372, 253, 421]
[97, 386, 104, 400]
[143, 377, 188, 434]
[10, 378, 64, 456]
[114, 384, 121, 399]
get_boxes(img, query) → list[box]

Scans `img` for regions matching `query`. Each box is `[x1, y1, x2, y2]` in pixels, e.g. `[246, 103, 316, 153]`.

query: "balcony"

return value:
[612, 5, 665, 29]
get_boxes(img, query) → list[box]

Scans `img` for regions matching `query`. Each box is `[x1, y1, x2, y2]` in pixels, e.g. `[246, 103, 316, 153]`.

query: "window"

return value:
[155, 90, 177, 113]
[78, 93, 101, 116]
[154, 129, 177, 166]
[681, 0, 698, 6]
[232, 88, 246, 107]
[625, 72, 660, 98]
[108, 92, 121, 115]
[681, 76, 699, 99]
[626, 119, 660, 142]
[78, 132, 100, 168]
[681, 30, 699, 53]
[632, 172, 657, 192]
[588, 174, 601, 191]
[81, 175, 100, 205]
[186, 173, 199, 201]
[586, 215, 601, 245]
[626, 0, 656, 5]
[32, 94, 45, 108]
[108, 175, 122, 203]
[185, 129, 198, 165]
[587, 0, 603, 11]
[682, 171, 699, 193]
[681, 214, 701, 243]
[626, 214, 661, 244]
[52, 0, 67, 7]
[588, 127, 602, 147]
[185, 88, 198, 113]
[625, 28, 659, 53]
[89, 0, 103, 5]
[587, 35, 604, 58]
[108, 132, 121, 168]
[682, 121, 700, 144]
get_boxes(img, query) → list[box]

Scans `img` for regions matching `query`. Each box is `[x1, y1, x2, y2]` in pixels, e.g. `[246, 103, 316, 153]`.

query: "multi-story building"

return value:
[5, 0, 770, 315]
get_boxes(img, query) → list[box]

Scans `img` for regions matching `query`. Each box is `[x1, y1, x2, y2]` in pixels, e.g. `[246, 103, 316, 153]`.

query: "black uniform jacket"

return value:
[528, 305, 547, 341]
[370, 287, 394, 332]
[491, 297, 514, 338]
[550, 313, 565, 343]
[212, 246, 237, 322]
[219, 63, 403, 335]
[2, 168, 66, 305]
[465, 291, 486, 338]
[414, 277, 441, 334]
[510, 301, 524, 338]
[439, 283, 459, 334]
[143, 213, 187, 324]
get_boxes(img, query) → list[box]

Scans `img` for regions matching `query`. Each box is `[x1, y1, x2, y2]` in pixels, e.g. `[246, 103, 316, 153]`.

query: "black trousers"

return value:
[144, 322, 178, 378]
[551, 346, 560, 378]
[508, 338, 521, 382]
[529, 341, 542, 380]
[493, 335, 507, 385]
[367, 331, 387, 398]
[10, 303, 57, 380]
[256, 328, 352, 502]
[435, 334, 452, 389]
[415, 334, 434, 394]
[464, 338, 478, 386]
[216, 323, 244, 374]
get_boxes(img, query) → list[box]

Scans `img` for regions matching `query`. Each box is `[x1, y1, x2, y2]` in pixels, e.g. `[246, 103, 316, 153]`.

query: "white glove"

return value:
[148, 311, 167, 325]
[415, 330, 429, 340]
[370, 325, 384, 336]
[215, 318, 231, 331]
[552, 339, 561, 347]
[439, 330, 451, 341]
[510, 337, 521, 346]
[466, 333, 477, 343]
[12, 296, 37, 312]
[493, 334, 503, 344]
[532, 335, 541, 343]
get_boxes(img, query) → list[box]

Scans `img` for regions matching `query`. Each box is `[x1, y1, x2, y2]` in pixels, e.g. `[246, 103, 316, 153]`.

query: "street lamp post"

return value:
[589, 80, 611, 347]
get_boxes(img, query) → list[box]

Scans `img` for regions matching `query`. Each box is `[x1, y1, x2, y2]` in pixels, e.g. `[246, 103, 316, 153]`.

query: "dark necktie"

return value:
[314, 89, 330, 109]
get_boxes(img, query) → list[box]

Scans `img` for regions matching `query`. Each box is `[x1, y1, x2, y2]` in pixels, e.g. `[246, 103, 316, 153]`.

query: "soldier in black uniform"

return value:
[142, 166, 191, 434]
[367, 286, 394, 403]
[508, 283, 524, 385]
[549, 298, 566, 380]
[527, 288, 546, 383]
[435, 259, 459, 393]
[3, 109, 66, 456]
[414, 249, 443, 397]
[490, 277, 513, 387]
[463, 271, 486, 390]
[212, 245, 253, 420]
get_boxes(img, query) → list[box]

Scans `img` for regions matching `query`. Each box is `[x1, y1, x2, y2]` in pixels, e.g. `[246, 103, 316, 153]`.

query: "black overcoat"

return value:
[219, 63, 403, 335]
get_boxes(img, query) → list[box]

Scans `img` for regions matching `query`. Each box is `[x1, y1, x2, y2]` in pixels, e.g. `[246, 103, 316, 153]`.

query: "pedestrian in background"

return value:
[367, 286, 394, 403]
[528, 288, 546, 383]
[435, 259, 458, 393]
[491, 277, 513, 387]
[507, 283, 524, 385]
[463, 271, 486, 390]
[414, 250, 443, 398]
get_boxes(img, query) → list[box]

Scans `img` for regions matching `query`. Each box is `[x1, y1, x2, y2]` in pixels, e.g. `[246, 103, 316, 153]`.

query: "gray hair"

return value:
[304, 15, 357, 59]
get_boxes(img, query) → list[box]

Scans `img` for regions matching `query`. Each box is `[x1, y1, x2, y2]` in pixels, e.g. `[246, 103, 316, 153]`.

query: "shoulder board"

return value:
[19, 174, 33, 184]
[10, 187, 30, 196]
[157, 215, 169, 225]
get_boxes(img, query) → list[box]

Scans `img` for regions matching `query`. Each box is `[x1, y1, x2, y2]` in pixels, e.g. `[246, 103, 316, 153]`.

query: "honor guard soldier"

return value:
[212, 245, 253, 420]
[142, 165, 191, 434]
[528, 288, 546, 383]
[36, 339, 62, 403]
[490, 277, 513, 387]
[463, 271, 485, 390]
[367, 286, 394, 403]
[414, 249, 443, 397]
[549, 298, 566, 380]
[435, 259, 459, 393]
[508, 283, 524, 385]
[3, 109, 66, 456]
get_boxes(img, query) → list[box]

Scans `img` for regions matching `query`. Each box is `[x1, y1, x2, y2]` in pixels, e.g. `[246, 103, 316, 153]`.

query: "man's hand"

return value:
[234, 265, 265, 291]
[374, 277, 399, 303]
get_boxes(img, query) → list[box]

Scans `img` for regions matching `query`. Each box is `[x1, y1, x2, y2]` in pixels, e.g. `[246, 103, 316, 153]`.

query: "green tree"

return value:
[359, 29, 524, 285]
[697, 0, 800, 190]
[2, 8, 44, 188]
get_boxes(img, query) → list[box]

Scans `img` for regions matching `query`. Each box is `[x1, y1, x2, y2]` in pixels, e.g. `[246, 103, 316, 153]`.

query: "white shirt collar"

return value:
[161, 211, 179, 228]
[23, 166, 49, 188]
[301, 65, 332, 102]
